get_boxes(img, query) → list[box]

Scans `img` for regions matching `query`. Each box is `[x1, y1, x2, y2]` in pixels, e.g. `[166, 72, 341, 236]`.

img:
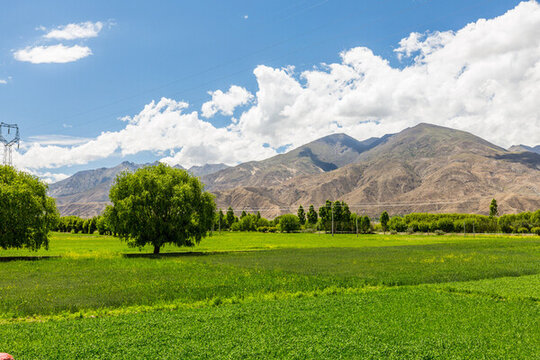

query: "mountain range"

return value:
[49, 123, 540, 218]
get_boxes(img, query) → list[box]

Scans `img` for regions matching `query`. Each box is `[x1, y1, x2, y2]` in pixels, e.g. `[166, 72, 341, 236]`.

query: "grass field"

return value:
[0, 232, 539, 359]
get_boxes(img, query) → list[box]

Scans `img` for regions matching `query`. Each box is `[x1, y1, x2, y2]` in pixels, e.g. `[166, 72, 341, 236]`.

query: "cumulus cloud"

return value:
[0, 79, 7, 84]
[201, 85, 254, 118]
[14, 98, 276, 169]
[14, 44, 92, 64]
[14, 0, 540, 175]
[43, 21, 103, 40]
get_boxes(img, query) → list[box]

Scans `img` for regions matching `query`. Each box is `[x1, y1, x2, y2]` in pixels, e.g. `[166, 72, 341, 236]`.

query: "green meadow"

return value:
[0, 232, 538, 359]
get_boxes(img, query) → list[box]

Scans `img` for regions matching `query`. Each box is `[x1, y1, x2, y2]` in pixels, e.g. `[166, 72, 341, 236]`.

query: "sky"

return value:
[1, 0, 539, 182]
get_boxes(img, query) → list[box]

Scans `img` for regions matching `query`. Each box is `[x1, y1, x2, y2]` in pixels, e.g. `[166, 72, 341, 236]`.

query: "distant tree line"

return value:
[53, 199, 540, 237]
[53, 213, 113, 235]
[385, 209, 540, 234]
[214, 200, 373, 234]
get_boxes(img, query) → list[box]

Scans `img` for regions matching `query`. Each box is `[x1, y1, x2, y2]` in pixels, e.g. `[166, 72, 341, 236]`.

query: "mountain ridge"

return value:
[49, 123, 540, 218]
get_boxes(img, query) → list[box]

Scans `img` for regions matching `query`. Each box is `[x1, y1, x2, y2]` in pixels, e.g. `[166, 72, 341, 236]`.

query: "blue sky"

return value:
[2, 0, 538, 181]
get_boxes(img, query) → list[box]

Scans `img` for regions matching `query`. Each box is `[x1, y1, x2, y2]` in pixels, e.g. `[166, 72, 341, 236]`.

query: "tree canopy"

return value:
[108, 163, 215, 254]
[490, 199, 498, 217]
[0, 166, 58, 250]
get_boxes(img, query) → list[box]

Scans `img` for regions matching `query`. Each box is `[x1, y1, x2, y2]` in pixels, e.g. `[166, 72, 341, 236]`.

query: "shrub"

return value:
[435, 230, 445, 236]
[388, 217, 407, 232]
[390, 230, 398, 235]
[279, 214, 301, 233]
[418, 221, 431, 233]
[437, 218, 454, 233]
[532, 227, 540, 235]
[517, 227, 529, 234]
[230, 222, 242, 232]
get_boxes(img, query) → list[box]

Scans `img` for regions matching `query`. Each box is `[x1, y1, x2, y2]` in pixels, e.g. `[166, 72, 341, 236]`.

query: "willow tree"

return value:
[108, 163, 215, 254]
[0, 166, 58, 250]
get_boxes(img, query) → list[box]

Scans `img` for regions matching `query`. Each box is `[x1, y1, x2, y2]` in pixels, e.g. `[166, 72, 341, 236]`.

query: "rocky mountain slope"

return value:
[201, 133, 391, 190]
[50, 162, 229, 217]
[508, 144, 540, 154]
[49, 123, 540, 218]
[213, 124, 540, 217]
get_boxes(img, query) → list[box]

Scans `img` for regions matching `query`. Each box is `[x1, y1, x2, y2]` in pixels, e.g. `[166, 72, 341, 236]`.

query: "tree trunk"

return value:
[153, 245, 160, 255]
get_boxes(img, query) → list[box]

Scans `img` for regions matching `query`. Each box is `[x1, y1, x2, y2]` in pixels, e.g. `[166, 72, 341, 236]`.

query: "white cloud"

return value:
[43, 21, 103, 40]
[244, 15, 249, 19]
[37, 171, 70, 184]
[27, 135, 91, 146]
[201, 85, 254, 118]
[0, 79, 7, 84]
[14, 44, 92, 64]
[13, 0, 540, 175]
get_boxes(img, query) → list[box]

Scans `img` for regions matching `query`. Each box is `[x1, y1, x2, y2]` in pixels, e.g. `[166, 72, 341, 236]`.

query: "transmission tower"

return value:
[0, 122, 20, 166]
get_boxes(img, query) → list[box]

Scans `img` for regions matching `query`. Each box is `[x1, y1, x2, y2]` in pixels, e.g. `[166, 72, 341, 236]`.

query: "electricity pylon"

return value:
[0, 122, 20, 166]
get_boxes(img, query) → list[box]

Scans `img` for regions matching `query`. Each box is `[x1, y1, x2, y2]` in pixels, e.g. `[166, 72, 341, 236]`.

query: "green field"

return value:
[0, 232, 539, 359]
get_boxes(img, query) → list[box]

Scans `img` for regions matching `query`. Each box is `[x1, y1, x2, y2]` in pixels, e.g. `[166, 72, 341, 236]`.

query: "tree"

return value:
[0, 165, 58, 251]
[360, 216, 371, 234]
[279, 214, 300, 233]
[490, 199, 498, 217]
[307, 205, 318, 225]
[217, 209, 225, 230]
[82, 219, 90, 234]
[241, 210, 247, 219]
[226, 207, 235, 229]
[341, 203, 352, 231]
[108, 163, 216, 254]
[297, 205, 306, 225]
[318, 200, 333, 231]
[380, 211, 390, 233]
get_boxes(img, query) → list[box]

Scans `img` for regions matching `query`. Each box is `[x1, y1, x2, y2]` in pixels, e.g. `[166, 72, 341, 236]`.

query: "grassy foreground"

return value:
[0, 232, 538, 359]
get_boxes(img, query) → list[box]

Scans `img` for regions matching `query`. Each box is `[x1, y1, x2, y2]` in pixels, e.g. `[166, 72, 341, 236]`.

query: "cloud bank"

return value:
[16, 1, 540, 174]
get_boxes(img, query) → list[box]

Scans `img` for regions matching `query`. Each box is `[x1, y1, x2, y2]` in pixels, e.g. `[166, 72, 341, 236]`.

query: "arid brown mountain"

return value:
[213, 123, 540, 217]
[201, 133, 391, 190]
[188, 163, 229, 177]
[508, 144, 540, 154]
[50, 123, 540, 218]
[49, 161, 145, 217]
[50, 161, 229, 217]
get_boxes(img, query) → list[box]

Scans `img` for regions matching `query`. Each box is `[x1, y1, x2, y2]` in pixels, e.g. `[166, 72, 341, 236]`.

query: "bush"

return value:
[435, 230, 445, 236]
[517, 227, 529, 234]
[532, 227, 540, 235]
[388, 217, 407, 232]
[437, 218, 454, 233]
[279, 214, 301, 233]
[256, 226, 277, 233]
[390, 230, 398, 235]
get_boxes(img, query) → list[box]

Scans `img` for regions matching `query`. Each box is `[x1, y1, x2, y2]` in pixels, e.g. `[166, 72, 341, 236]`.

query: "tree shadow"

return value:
[122, 250, 249, 259]
[0, 255, 60, 262]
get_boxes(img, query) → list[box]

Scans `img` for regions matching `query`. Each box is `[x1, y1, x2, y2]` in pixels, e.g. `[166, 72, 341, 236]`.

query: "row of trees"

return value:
[216, 201, 374, 234]
[384, 210, 540, 234]
[53, 215, 113, 235]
